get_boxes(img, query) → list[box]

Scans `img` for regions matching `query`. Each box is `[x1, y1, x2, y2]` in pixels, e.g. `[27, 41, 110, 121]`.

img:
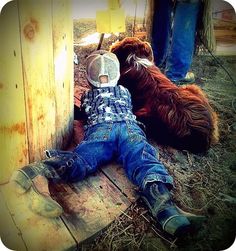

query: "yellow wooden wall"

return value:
[0, 0, 73, 183]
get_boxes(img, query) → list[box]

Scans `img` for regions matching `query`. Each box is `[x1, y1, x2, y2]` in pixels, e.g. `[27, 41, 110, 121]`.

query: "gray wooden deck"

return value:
[0, 164, 138, 251]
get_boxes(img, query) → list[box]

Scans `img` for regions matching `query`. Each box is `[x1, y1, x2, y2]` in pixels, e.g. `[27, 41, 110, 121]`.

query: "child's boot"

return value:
[11, 162, 63, 218]
[140, 182, 191, 237]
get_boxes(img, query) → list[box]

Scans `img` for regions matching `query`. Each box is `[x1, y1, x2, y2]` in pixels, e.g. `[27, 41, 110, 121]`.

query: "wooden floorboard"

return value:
[0, 189, 27, 251]
[50, 170, 133, 245]
[0, 183, 77, 251]
[0, 162, 138, 249]
[101, 162, 138, 202]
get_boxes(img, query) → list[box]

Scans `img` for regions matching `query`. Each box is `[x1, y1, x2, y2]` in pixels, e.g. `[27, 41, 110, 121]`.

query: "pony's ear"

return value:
[144, 42, 154, 62]
[110, 37, 154, 64]
[110, 39, 139, 64]
[136, 41, 153, 60]
[110, 37, 136, 54]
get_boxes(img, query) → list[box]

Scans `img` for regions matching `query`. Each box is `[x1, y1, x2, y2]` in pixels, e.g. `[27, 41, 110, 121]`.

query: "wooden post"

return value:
[52, 0, 74, 149]
[0, 1, 29, 183]
[0, 0, 73, 183]
[145, 0, 155, 42]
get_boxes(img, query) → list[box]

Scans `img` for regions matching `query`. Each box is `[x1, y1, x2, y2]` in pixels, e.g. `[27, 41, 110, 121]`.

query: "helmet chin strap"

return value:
[91, 75, 118, 88]
[99, 74, 108, 83]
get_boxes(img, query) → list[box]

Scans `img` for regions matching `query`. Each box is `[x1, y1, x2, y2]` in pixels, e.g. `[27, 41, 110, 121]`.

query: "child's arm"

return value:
[74, 90, 87, 122]
[74, 105, 87, 121]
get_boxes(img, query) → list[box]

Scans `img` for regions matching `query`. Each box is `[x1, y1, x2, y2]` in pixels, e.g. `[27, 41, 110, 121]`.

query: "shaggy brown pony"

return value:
[110, 37, 219, 153]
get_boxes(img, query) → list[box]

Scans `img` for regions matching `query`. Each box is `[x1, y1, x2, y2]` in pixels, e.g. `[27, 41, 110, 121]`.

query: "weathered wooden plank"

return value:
[134, 31, 147, 39]
[50, 171, 132, 244]
[0, 1, 29, 183]
[101, 163, 138, 202]
[0, 188, 27, 251]
[215, 43, 236, 55]
[52, 0, 74, 149]
[214, 29, 236, 37]
[0, 183, 77, 251]
[213, 19, 236, 29]
[18, 0, 57, 162]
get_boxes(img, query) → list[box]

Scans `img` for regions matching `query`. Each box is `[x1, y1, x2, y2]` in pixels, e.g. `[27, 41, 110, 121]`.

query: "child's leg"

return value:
[11, 123, 115, 218]
[117, 121, 191, 237]
[117, 122, 173, 188]
[67, 122, 116, 182]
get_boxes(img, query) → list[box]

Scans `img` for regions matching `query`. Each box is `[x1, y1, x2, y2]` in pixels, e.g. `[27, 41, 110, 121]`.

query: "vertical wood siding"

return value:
[0, 0, 73, 183]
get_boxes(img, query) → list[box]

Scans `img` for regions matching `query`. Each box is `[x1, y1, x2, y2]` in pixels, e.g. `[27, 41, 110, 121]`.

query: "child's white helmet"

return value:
[85, 50, 120, 88]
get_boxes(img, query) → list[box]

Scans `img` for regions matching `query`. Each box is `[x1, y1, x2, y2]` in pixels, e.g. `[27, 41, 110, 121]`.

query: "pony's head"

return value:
[110, 37, 154, 68]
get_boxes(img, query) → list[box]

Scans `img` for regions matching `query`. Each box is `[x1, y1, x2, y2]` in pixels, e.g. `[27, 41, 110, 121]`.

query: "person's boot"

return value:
[174, 72, 195, 85]
[11, 162, 63, 218]
[140, 182, 192, 237]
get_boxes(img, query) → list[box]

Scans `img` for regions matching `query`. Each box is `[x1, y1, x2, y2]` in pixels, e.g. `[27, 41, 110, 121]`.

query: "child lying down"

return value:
[12, 50, 201, 237]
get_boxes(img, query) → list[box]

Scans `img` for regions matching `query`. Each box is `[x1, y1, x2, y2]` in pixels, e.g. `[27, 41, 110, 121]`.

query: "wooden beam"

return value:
[52, 0, 74, 149]
[0, 0, 29, 183]
[18, 0, 56, 162]
[214, 29, 236, 43]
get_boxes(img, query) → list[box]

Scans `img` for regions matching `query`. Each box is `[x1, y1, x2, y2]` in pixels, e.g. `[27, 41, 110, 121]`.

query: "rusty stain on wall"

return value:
[22, 148, 28, 158]
[0, 82, 4, 89]
[37, 114, 45, 121]
[23, 17, 39, 41]
[0, 122, 26, 135]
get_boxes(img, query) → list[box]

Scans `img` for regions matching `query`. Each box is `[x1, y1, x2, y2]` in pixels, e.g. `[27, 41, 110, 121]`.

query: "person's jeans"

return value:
[151, 0, 173, 68]
[46, 121, 173, 190]
[152, 0, 200, 82]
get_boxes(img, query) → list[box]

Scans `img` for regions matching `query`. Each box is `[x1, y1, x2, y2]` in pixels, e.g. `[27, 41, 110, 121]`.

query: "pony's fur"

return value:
[110, 37, 219, 153]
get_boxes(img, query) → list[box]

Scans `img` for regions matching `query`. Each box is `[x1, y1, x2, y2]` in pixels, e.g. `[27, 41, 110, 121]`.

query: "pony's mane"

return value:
[119, 54, 214, 138]
[119, 54, 209, 109]
[111, 38, 219, 152]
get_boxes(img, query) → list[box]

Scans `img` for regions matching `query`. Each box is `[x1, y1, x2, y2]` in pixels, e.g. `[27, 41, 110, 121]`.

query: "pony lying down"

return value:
[110, 37, 219, 153]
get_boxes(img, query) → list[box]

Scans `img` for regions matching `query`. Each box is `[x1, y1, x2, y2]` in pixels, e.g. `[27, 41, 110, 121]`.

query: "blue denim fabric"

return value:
[50, 121, 173, 190]
[152, 0, 200, 81]
[151, 0, 173, 68]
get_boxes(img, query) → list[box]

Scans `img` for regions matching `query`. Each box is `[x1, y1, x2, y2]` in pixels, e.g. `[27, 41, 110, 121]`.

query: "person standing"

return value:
[151, 0, 200, 84]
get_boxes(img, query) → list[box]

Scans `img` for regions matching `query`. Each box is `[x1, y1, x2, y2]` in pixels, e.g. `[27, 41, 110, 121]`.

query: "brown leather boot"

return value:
[11, 163, 63, 218]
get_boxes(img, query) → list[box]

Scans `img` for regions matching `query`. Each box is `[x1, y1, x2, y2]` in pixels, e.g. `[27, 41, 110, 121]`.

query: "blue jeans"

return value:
[152, 0, 200, 82]
[46, 121, 173, 190]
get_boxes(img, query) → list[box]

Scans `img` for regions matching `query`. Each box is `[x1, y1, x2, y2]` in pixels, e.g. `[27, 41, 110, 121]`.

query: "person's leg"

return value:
[151, 0, 173, 68]
[117, 122, 173, 189]
[165, 0, 200, 83]
[31, 123, 116, 183]
[68, 123, 116, 182]
[117, 121, 191, 237]
[11, 123, 115, 217]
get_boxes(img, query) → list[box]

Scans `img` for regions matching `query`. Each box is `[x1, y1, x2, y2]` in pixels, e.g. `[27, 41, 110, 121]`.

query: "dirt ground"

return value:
[73, 19, 236, 251]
